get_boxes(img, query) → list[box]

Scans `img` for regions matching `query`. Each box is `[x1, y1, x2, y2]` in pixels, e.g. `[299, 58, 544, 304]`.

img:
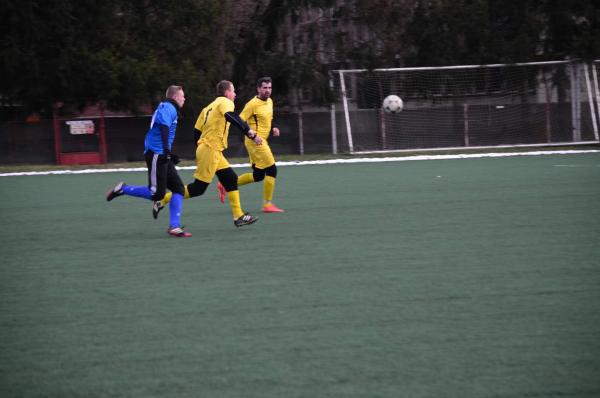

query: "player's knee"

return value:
[170, 181, 185, 196]
[217, 168, 238, 191]
[265, 164, 277, 178]
[187, 179, 208, 197]
[152, 187, 166, 201]
[252, 166, 266, 182]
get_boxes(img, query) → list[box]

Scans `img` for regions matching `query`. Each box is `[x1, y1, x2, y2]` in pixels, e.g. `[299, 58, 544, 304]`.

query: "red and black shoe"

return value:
[106, 182, 124, 201]
[167, 226, 192, 237]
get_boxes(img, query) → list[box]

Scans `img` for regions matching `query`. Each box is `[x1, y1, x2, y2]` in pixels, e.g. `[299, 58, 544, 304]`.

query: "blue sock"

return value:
[123, 185, 153, 200]
[169, 193, 183, 228]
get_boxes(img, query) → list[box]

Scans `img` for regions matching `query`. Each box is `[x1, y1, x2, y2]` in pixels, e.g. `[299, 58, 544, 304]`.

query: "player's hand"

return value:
[248, 129, 262, 145]
[272, 127, 280, 137]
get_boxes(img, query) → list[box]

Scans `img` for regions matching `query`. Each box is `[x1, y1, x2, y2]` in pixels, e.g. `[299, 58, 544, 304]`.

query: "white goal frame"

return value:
[330, 60, 600, 154]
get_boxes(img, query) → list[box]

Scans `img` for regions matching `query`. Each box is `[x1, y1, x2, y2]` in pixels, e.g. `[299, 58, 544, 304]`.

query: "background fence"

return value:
[3, 60, 600, 165]
[0, 112, 338, 165]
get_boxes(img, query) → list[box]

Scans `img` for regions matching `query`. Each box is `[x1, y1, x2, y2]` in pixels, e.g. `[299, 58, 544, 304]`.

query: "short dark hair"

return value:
[216, 80, 232, 96]
[257, 76, 272, 87]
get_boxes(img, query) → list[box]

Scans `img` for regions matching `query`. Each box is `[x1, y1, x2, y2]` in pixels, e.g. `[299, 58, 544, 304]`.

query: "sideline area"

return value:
[1, 149, 599, 177]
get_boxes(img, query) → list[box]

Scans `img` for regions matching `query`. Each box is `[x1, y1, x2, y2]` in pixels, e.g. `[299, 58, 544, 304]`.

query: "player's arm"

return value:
[159, 124, 171, 157]
[224, 112, 261, 144]
[194, 128, 202, 142]
[271, 113, 280, 137]
[193, 107, 207, 142]
[239, 102, 253, 123]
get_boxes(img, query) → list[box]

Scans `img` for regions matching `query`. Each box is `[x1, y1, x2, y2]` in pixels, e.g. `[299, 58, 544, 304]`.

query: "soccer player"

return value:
[157, 80, 262, 228]
[105, 85, 191, 237]
[217, 76, 284, 213]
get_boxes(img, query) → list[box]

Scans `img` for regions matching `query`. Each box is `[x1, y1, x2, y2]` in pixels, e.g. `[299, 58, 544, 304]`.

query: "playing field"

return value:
[1, 152, 599, 397]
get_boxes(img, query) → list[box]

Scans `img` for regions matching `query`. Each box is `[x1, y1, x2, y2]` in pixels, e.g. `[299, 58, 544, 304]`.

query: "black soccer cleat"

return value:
[234, 213, 258, 228]
[106, 182, 125, 201]
[152, 200, 164, 219]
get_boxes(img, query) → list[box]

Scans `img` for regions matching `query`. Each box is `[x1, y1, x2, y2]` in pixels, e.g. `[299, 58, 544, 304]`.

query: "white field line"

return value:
[1, 150, 599, 177]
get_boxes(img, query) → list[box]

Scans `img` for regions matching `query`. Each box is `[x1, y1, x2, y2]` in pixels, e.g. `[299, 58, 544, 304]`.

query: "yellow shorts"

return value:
[245, 138, 275, 169]
[193, 143, 230, 183]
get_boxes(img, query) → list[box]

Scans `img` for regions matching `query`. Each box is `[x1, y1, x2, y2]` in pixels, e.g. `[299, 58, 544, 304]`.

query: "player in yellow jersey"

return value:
[217, 76, 284, 213]
[155, 80, 263, 227]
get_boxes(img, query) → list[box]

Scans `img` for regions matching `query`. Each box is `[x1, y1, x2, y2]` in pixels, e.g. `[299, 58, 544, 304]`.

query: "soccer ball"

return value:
[382, 95, 403, 114]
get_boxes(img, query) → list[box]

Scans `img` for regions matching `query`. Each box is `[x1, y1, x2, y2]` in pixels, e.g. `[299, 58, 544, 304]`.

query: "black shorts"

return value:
[145, 151, 185, 201]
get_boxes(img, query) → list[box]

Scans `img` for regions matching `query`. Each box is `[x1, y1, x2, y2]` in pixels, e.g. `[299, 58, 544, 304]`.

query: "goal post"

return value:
[330, 60, 600, 154]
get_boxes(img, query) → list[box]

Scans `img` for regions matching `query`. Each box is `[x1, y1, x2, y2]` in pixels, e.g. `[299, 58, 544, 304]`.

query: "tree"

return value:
[402, 0, 599, 66]
[0, 0, 226, 119]
[228, 0, 336, 110]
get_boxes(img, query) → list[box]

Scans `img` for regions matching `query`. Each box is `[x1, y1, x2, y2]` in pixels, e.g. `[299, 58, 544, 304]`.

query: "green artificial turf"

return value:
[1, 153, 599, 397]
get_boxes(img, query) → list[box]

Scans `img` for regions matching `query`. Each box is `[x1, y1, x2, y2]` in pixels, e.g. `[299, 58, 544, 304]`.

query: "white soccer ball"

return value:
[382, 95, 403, 114]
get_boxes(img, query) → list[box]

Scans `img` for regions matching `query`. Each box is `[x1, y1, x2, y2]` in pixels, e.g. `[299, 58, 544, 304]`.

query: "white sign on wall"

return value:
[66, 120, 95, 135]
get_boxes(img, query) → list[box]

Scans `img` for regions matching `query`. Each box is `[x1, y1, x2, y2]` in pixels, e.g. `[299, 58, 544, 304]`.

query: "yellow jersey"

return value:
[194, 107, 207, 134]
[240, 96, 274, 140]
[196, 96, 235, 151]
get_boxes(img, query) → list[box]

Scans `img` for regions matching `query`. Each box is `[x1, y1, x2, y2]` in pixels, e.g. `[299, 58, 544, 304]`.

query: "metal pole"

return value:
[52, 104, 63, 165]
[331, 60, 572, 74]
[380, 108, 386, 150]
[339, 71, 354, 153]
[329, 74, 338, 154]
[575, 64, 582, 141]
[569, 62, 581, 142]
[591, 61, 600, 141]
[583, 63, 598, 140]
[463, 103, 469, 147]
[99, 102, 108, 163]
[298, 109, 304, 155]
[543, 73, 552, 143]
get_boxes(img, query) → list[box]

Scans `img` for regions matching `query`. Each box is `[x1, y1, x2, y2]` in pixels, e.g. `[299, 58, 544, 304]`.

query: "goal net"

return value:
[330, 61, 600, 154]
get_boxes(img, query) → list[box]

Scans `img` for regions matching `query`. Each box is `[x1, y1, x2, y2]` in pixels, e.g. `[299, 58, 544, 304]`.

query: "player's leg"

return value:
[106, 152, 160, 201]
[157, 143, 212, 208]
[155, 178, 209, 218]
[154, 183, 209, 227]
[261, 164, 283, 212]
[186, 143, 217, 198]
[216, 141, 251, 203]
[164, 163, 191, 237]
[220, 162, 264, 204]
[216, 154, 257, 227]
[252, 143, 283, 213]
[216, 167, 242, 219]
[236, 140, 259, 187]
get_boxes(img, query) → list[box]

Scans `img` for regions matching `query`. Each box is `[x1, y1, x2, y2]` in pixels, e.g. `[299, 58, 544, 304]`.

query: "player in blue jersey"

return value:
[105, 85, 192, 237]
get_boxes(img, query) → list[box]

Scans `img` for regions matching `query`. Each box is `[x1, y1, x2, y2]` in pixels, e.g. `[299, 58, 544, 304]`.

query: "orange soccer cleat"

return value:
[262, 203, 285, 213]
[216, 181, 226, 204]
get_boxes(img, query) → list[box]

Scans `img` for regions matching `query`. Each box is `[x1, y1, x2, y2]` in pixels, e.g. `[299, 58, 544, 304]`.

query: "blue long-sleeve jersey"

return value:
[144, 100, 179, 155]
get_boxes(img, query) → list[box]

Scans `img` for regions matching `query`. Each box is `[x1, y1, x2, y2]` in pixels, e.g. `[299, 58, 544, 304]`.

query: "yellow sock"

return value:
[227, 190, 244, 219]
[238, 173, 254, 186]
[160, 186, 190, 206]
[161, 191, 172, 206]
[263, 176, 276, 206]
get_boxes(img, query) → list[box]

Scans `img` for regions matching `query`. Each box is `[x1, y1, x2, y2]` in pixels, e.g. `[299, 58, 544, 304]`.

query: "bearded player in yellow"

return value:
[155, 80, 262, 227]
[217, 76, 284, 213]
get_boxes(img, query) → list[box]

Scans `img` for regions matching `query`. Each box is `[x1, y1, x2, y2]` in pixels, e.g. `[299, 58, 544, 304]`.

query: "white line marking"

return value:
[1, 150, 599, 177]
[553, 164, 600, 167]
